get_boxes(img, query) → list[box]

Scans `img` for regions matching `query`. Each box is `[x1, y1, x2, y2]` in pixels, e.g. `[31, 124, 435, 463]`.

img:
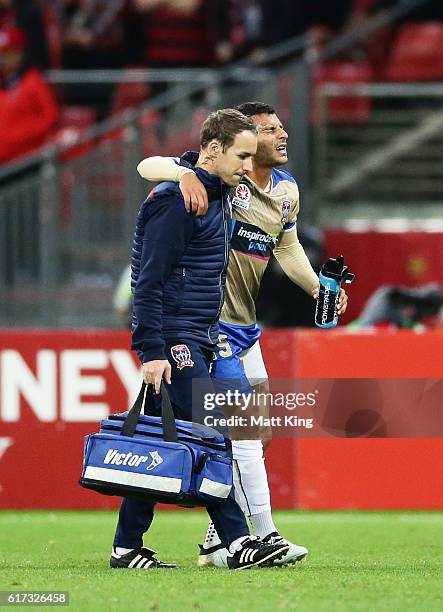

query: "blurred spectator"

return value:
[369, 0, 443, 21]
[349, 284, 443, 330]
[0, 26, 59, 164]
[256, 0, 353, 51]
[0, 0, 49, 69]
[113, 264, 132, 327]
[53, 0, 129, 69]
[225, 0, 262, 61]
[132, 0, 231, 67]
[52, 1, 134, 116]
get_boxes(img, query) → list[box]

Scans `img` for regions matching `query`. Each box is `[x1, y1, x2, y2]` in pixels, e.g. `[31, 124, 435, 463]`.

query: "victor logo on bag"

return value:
[104, 449, 147, 467]
[103, 448, 164, 471]
[146, 450, 164, 471]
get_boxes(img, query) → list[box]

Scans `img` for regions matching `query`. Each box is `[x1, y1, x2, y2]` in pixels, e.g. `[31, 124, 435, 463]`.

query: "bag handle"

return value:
[121, 382, 178, 443]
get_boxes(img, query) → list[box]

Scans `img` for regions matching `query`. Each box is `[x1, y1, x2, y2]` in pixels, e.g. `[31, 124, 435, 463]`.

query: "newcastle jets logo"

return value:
[281, 200, 291, 223]
[170, 344, 194, 370]
[146, 450, 164, 471]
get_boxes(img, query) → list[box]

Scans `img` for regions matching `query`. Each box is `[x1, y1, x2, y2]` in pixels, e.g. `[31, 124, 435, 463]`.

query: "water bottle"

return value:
[315, 255, 355, 328]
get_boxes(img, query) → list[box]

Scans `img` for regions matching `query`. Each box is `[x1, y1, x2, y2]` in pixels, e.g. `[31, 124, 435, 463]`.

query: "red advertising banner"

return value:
[0, 330, 136, 509]
[291, 328, 443, 509]
[0, 329, 442, 509]
[325, 230, 443, 323]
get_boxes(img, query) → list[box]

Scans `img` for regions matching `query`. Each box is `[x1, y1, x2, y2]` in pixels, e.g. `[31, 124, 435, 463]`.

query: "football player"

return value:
[137, 102, 348, 566]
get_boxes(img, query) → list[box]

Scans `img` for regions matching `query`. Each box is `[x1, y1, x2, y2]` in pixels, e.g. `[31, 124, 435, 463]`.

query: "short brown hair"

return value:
[235, 102, 276, 117]
[200, 109, 257, 151]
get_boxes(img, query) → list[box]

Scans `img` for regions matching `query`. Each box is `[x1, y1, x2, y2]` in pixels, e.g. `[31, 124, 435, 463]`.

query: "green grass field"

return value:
[0, 510, 442, 612]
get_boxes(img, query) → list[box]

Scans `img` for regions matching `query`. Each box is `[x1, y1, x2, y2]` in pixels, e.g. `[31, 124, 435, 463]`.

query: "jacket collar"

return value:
[180, 150, 227, 198]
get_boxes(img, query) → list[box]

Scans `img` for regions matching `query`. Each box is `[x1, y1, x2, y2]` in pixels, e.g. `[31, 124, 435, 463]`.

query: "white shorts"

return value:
[240, 340, 268, 385]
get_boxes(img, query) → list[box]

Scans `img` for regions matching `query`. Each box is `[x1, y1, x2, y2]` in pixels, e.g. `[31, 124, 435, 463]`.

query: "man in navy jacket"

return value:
[110, 109, 289, 570]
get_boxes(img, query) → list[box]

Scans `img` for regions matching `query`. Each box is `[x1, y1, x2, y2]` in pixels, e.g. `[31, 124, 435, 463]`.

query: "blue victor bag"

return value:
[79, 383, 233, 506]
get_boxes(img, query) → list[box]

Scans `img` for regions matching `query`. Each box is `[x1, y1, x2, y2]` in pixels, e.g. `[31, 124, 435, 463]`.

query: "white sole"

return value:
[274, 551, 308, 566]
[197, 555, 214, 567]
[197, 551, 228, 568]
[234, 546, 290, 571]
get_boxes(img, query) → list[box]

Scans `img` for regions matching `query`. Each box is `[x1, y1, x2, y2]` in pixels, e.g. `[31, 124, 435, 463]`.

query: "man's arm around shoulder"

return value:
[137, 155, 208, 217]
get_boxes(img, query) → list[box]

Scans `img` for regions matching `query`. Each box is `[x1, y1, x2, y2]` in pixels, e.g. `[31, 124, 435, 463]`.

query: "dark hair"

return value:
[235, 102, 276, 117]
[200, 108, 257, 151]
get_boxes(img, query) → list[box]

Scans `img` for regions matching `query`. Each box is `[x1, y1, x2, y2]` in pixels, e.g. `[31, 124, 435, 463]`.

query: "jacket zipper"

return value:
[207, 187, 230, 342]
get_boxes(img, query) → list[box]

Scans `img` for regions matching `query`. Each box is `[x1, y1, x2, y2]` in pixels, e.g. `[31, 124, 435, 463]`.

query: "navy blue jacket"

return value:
[131, 162, 231, 363]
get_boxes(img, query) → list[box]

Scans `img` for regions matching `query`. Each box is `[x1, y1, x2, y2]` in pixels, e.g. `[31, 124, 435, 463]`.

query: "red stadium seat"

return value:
[51, 106, 96, 160]
[313, 61, 373, 123]
[140, 109, 161, 157]
[277, 73, 296, 124]
[110, 74, 151, 115]
[384, 22, 443, 81]
[47, 106, 97, 225]
[161, 129, 194, 156]
[100, 108, 160, 152]
[58, 106, 96, 131]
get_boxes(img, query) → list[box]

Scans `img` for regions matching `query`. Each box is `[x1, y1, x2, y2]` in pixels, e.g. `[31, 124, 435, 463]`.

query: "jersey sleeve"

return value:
[137, 156, 194, 183]
[282, 183, 299, 233]
[273, 226, 319, 296]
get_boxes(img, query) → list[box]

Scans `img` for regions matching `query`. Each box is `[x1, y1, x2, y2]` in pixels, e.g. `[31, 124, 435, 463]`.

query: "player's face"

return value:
[215, 130, 257, 186]
[252, 113, 288, 168]
[0, 49, 23, 75]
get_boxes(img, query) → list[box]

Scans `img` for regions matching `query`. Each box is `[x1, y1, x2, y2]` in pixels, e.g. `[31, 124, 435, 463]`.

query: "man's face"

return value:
[0, 49, 23, 75]
[251, 113, 289, 168]
[214, 130, 257, 187]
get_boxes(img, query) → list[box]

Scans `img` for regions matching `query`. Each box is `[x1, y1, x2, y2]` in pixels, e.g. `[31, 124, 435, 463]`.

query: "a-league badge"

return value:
[170, 344, 194, 369]
[281, 200, 291, 223]
[232, 183, 251, 210]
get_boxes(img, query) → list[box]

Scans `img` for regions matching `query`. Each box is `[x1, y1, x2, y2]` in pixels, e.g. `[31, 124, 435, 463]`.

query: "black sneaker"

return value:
[227, 536, 289, 570]
[197, 543, 228, 567]
[261, 532, 309, 565]
[110, 547, 178, 569]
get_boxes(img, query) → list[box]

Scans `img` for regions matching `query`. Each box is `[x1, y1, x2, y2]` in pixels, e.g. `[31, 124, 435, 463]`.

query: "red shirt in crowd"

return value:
[0, 68, 59, 164]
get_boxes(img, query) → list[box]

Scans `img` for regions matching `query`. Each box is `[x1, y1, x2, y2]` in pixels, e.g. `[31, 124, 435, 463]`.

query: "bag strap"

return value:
[158, 382, 178, 443]
[121, 382, 178, 443]
[121, 384, 146, 438]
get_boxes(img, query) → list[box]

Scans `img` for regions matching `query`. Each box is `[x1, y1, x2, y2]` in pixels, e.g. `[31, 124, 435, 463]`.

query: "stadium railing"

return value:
[0, 0, 436, 327]
[0, 70, 278, 328]
[313, 83, 443, 227]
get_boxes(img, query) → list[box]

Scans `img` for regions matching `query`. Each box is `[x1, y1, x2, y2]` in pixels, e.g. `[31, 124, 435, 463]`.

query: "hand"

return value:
[142, 359, 171, 394]
[179, 172, 208, 217]
[312, 286, 348, 315]
[337, 287, 348, 315]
